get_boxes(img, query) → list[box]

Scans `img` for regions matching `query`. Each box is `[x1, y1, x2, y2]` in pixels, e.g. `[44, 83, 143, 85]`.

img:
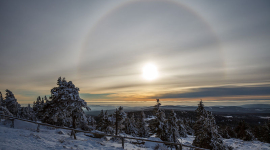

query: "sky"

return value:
[0, 0, 269, 106]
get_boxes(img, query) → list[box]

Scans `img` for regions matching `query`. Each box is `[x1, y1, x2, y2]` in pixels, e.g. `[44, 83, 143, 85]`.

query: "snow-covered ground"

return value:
[0, 120, 150, 150]
[0, 119, 270, 150]
[180, 135, 270, 150]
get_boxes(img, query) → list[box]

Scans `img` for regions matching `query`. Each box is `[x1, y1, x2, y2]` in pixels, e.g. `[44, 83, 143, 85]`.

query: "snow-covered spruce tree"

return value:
[218, 126, 231, 139]
[137, 111, 150, 138]
[114, 106, 127, 135]
[177, 118, 188, 138]
[18, 104, 34, 120]
[87, 116, 96, 126]
[124, 113, 138, 136]
[235, 120, 254, 141]
[33, 96, 46, 120]
[183, 117, 194, 135]
[97, 109, 105, 129]
[261, 122, 270, 143]
[0, 91, 5, 107]
[5, 89, 20, 116]
[41, 77, 90, 128]
[96, 110, 114, 134]
[150, 99, 169, 141]
[193, 100, 231, 150]
[166, 110, 181, 149]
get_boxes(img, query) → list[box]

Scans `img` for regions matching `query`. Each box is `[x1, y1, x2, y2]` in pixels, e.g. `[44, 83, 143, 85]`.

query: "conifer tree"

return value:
[5, 89, 20, 116]
[150, 99, 168, 141]
[33, 96, 44, 120]
[124, 113, 138, 136]
[261, 122, 270, 143]
[177, 118, 188, 138]
[97, 109, 104, 128]
[137, 111, 150, 138]
[235, 120, 254, 141]
[114, 106, 127, 135]
[193, 100, 231, 150]
[97, 110, 114, 134]
[42, 77, 90, 128]
[87, 116, 96, 126]
[167, 110, 180, 148]
[18, 104, 34, 120]
[0, 91, 4, 107]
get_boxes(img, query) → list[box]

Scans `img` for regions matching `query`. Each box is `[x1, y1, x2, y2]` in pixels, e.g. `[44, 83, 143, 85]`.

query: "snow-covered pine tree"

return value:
[150, 99, 168, 141]
[183, 117, 194, 135]
[137, 111, 150, 138]
[33, 96, 43, 120]
[44, 95, 48, 103]
[124, 113, 138, 136]
[167, 110, 180, 149]
[261, 122, 270, 143]
[97, 109, 105, 129]
[0, 91, 3, 107]
[193, 100, 231, 150]
[114, 106, 127, 135]
[97, 110, 114, 134]
[18, 104, 34, 120]
[235, 120, 254, 141]
[42, 77, 90, 128]
[218, 126, 231, 139]
[87, 116, 96, 126]
[177, 118, 188, 138]
[5, 89, 20, 116]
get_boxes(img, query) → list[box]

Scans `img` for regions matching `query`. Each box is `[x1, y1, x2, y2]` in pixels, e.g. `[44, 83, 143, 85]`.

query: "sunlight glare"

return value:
[142, 63, 158, 80]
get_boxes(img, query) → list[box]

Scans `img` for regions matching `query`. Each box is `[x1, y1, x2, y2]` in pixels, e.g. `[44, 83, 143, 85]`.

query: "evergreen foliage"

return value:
[97, 110, 114, 134]
[261, 122, 270, 143]
[193, 100, 231, 150]
[87, 116, 96, 126]
[113, 106, 126, 135]
[235, 120, 254, 141]
[33, 96, 46, 120]
[150, 99, 169, 141]
[5, 89, 20, 116]
[177, 118, 188, 138]
[124, 113, 138, 136]
[41, 77, 90, 128]
[0, 91, 5, 107]
[18, 104, 34, 120]
[166, 110, 181, 149]
[137, 111, 150, 138]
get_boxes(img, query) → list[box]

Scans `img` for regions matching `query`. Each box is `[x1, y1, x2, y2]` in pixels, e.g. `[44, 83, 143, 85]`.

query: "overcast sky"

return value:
[0, 0, 269, 105]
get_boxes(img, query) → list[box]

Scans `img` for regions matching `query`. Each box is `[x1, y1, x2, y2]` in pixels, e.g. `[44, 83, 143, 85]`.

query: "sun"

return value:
[142, 63, 158, 80]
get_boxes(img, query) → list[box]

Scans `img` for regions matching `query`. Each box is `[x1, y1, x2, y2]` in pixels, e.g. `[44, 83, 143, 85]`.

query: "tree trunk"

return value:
[115, 113, 118, 135]
[72, 115, 76, 129]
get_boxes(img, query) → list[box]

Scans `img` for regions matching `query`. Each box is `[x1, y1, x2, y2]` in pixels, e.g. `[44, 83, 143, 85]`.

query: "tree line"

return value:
[0, 77, 269, 149]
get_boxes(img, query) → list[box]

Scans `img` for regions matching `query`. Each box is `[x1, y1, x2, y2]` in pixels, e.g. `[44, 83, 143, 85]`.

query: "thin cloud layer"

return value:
[0, 0, 269, 105]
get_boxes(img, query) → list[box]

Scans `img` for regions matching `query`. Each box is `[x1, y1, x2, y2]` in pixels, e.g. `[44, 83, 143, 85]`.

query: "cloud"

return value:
[80, 93, 114, 100]
[153, 85, 270, 99]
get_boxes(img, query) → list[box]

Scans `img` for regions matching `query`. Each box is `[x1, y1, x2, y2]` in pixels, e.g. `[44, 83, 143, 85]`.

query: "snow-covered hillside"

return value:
[0, 119, 164, 150]
[1, 119, 270, 150]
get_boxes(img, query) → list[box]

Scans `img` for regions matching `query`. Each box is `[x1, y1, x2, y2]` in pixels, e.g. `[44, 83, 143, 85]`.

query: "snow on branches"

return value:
[4, 89, 20, 116]
[42, 77, 90, 128]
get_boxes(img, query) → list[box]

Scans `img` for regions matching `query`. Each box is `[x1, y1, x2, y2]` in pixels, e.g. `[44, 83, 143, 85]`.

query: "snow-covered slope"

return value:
[1, 119, 270, 150]
[0, 120, 150, 150]
[180, 135, 270, 150]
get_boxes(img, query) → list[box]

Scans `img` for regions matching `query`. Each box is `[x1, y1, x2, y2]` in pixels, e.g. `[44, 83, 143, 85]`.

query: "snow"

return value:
[223, 116, 233, 118]
[179, 135, 270, 150]
[1, 119, 270, 150]
[144, 116, 155, 121]
[144, 137, 164, 148]
[0, 119, 151, 150]
[260, 116, 270, 119]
